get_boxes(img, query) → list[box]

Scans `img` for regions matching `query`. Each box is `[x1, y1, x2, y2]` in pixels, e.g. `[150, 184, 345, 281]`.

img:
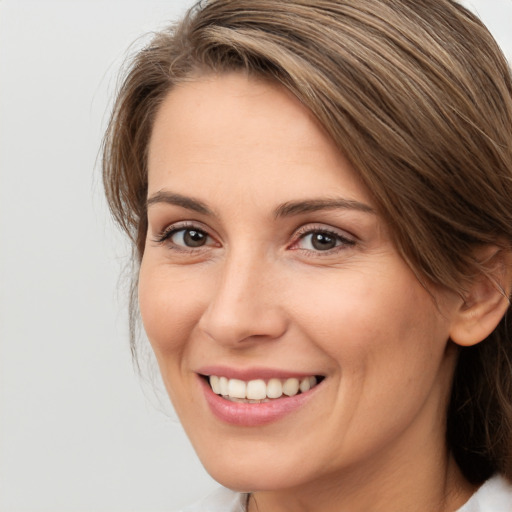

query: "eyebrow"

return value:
[273, 198, 375, 218]
[146, 191, 375, 218]
[146, 191, 213, 215]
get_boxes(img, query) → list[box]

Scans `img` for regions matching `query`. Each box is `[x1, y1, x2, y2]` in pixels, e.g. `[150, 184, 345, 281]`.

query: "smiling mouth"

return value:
[204, 375, 324, 403]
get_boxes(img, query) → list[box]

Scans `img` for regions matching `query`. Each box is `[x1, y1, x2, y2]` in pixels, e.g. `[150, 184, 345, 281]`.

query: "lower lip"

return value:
[200, 377, 321, 427]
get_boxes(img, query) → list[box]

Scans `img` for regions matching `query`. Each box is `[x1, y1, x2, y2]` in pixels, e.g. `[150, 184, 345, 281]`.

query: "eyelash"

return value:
[152, 222, 356, 255]
[290, 225, 356, 255]
[152, 222, 216, 253]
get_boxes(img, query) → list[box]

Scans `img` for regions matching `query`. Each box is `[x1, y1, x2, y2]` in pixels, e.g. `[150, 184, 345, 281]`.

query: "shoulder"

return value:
[176, 487, 248, 512]
[457, 474, 512, 512]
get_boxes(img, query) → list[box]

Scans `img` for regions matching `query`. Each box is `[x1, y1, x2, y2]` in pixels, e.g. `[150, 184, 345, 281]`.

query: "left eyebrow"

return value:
[273, 198, 375, 218]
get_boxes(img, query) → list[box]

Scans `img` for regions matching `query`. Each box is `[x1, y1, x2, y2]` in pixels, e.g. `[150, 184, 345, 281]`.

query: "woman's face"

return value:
[139, 73, 461, 492]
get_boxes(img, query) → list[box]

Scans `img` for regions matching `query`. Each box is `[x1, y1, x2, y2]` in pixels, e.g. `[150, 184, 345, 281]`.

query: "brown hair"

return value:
[102, 0, 512, 483]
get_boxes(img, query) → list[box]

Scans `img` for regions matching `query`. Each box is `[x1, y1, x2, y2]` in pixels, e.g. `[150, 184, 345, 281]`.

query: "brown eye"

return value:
[296, 229, 354, 252]
[171, 228, 209, 248]
[310, 232, 337, 251]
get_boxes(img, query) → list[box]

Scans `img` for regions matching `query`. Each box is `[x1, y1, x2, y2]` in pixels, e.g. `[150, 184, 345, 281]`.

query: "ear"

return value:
[450, 246, 512, 347]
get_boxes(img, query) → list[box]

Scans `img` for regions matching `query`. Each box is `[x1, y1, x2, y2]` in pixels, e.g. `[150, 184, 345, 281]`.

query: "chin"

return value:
[206, 464, 295, 493]
[195, 443, 316, 493]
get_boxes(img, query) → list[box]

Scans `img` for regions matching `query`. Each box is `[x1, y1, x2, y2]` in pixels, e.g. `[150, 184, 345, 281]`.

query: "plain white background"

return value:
[0, 1, 511, 511]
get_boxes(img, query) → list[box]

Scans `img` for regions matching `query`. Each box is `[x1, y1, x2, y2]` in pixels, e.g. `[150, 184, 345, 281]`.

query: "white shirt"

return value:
[180, 474, 512, 512]
[181, 486, 248, 512]
[457, 475, 512, 512]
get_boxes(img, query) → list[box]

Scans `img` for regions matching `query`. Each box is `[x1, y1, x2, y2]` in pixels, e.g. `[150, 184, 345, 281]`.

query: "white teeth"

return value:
[219, 376, 229, 396]
[208, 375, 320, 401]
[226, 396, 246, 403]
[267, 378, 283, 399]
[299, 376, 316, 393]
[210, 375, 220, 394]
[282, 378, 300, 396]
[228, 379, 246, 399]
[246, 379, 267, 400]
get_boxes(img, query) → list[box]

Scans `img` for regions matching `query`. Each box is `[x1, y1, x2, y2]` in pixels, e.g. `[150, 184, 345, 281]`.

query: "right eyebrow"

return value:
[146, 191, 213, 216]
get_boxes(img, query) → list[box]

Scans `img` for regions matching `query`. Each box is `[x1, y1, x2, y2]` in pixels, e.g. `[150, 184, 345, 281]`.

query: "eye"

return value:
[300, 231, 339, 251]
[153, 223, 218, 251]
[171, 228, 209, 248]
[292, 227, 355, 253]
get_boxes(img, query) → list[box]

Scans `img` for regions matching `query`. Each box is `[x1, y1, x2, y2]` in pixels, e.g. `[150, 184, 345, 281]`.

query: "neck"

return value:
[247, 424, 476, 512]
[248, 456, 474, 512]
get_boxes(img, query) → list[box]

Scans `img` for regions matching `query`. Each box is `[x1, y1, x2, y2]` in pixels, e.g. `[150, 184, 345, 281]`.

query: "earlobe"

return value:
[450, 247, 512, 347]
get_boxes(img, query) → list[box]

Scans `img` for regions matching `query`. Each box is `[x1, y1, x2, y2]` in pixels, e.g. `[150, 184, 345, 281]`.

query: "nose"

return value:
[197, 251, 288, 346]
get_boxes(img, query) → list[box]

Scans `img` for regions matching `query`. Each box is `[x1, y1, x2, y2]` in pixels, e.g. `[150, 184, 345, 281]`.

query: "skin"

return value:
[139, 73, 477, 512]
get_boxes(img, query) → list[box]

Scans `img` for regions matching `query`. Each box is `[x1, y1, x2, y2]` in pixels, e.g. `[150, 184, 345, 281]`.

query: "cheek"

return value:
[293, 268, 453, 444]
[138, 260, 206, 358]
[291, 262, 450, 379]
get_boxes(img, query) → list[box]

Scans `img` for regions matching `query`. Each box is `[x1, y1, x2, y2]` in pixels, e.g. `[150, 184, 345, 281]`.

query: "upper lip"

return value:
[197, 366, 323, 381]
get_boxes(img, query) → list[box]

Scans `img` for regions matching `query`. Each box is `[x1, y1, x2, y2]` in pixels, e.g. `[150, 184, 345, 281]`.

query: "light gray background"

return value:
[0, 1, 511, 511]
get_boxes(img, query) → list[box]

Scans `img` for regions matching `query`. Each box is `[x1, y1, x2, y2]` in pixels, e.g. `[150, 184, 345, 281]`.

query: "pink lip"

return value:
[198, 373, 322, 427]
[197, 365, 318, 381]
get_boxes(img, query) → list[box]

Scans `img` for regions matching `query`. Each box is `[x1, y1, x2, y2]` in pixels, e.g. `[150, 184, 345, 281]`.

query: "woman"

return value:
[102, 0, 512, 510]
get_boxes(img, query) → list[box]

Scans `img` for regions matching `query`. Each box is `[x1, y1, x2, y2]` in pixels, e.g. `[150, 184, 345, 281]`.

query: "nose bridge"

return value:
[198, 243, 286, 345]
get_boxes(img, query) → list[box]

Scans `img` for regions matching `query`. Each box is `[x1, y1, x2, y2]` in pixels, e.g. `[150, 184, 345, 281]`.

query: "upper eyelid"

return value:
[283, 226, 356, 257]
[152, 221, 212, 243]
[292, 223, 356, 241]
[150, 220, 357, 247]
[155, 220, 209, 235]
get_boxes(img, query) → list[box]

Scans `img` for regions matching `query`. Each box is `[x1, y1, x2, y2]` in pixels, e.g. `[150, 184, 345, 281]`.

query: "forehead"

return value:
[147, 72, 371, 207]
